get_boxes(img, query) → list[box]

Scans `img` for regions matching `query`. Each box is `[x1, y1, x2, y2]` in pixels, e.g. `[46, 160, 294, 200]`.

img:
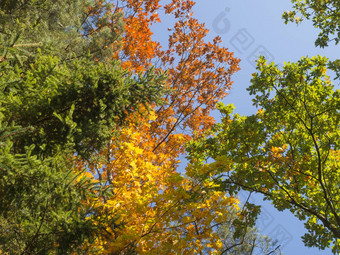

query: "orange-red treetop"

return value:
[88, 0, 239, 158]
[81, 1, 241, 253]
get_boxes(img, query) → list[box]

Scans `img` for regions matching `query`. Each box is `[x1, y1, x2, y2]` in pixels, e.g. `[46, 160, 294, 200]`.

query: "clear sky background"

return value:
[153, 0, 340, 254]
[197, 1, 338, 254]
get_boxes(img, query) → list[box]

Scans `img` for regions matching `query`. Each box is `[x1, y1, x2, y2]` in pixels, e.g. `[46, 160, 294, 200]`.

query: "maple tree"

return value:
[81, 109, 241, 254]
[84, 108, 281, 254]
[87, 0, 240, 143]
[79, 0, 249, 253]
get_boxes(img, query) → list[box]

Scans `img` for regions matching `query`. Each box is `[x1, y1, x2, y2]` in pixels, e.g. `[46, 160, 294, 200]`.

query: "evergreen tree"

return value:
[0, 0, 166, 253]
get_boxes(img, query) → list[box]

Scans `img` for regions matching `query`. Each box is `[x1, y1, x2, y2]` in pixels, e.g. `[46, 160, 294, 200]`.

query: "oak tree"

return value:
[283, 0, 340, 47]
[187, 56, 340, 253]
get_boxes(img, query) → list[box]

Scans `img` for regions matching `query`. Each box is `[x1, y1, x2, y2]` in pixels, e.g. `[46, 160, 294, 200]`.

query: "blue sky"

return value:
[152, 0, 339, 254]
[193, 1, 338, 254]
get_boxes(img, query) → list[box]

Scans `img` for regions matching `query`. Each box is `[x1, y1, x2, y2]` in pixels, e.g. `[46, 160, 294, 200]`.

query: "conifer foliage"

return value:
[0, 0, 166, 253]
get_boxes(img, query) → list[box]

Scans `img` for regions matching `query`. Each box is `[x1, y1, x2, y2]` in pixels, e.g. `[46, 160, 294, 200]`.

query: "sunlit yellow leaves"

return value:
[78, 0, 241, 253]
[269, 144, 287, 158]
[257, 108, 264, 114]
[78, 107, 240, 253]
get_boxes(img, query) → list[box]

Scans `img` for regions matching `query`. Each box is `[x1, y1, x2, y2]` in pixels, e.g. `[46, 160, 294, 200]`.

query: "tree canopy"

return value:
[283, 0, 340, 47]
[187, 0, 340, 253]
[0, 0, 167, 253]
[187, 56, 340, 253]
[5, 0, 340, 254]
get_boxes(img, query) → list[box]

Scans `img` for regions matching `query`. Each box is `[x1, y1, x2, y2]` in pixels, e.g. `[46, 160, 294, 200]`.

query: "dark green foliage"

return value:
[0, 0, 166, 159]
[0, 0, 167, 253]
[1, 53, 166, 158]
[0, 122, 121, 254]
[0, 124, 92, 254]
[0, 0, 123, 63]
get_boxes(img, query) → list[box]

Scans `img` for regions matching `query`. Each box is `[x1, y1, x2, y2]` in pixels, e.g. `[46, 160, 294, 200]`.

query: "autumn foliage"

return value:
[81, 109, 239, 253]
[79, 0, 241, 253]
